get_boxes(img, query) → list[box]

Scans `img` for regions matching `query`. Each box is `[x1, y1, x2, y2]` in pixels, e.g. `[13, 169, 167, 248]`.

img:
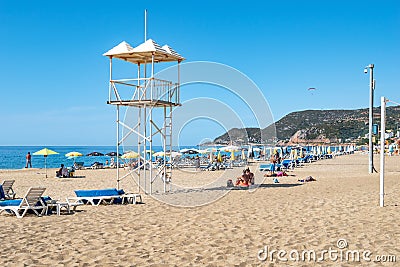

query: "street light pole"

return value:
[365, 64, 375, 173]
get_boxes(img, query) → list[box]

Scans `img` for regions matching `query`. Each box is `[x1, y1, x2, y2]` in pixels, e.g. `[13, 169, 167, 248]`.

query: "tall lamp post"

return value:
[364, 64, 375, 173]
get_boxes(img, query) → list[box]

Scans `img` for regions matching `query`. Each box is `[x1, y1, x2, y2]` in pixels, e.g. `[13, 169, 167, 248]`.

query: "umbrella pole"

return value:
[45, 156, 47, 178]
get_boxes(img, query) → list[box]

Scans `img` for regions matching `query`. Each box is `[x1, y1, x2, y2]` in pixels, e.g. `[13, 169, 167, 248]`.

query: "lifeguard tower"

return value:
[103, 38, 184, 194]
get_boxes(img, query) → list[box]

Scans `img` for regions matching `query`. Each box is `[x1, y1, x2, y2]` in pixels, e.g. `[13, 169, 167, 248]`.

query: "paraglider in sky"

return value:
[308, 87, 316, 95]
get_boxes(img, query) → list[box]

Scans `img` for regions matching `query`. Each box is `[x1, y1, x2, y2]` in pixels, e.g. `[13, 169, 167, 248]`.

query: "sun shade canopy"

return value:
[103, 39, 185, 63]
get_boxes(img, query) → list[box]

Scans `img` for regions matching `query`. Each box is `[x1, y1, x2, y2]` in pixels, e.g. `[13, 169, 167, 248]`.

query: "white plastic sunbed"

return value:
[0, 187, 47, 218]
[1, 180, 16, 199]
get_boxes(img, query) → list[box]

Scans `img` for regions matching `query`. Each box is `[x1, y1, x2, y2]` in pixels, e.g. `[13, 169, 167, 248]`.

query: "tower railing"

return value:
[108, 77, 180, 106]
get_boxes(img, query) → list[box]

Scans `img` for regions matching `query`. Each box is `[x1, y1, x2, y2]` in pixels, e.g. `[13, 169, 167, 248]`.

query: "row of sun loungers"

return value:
[259, 153, 342, 172]
[0, 180, 142, 218]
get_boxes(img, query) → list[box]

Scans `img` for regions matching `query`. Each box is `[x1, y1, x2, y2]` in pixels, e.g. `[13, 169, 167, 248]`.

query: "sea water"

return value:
[0, 146, 167, 169]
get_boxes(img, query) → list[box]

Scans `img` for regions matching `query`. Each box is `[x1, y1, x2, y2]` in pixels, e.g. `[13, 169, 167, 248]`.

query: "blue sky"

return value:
[1, 0, 399, 146]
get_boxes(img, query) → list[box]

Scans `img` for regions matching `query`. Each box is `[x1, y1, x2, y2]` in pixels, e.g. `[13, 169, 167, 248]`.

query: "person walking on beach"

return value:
[25, 152, 32, 168]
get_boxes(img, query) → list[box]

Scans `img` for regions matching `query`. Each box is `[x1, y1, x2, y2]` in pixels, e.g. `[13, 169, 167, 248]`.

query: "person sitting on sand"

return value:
[245, 168, 255, 185]
[235, 169, 252, 187]
[235, 169, 246, 186]
[56, 164, 68, 178]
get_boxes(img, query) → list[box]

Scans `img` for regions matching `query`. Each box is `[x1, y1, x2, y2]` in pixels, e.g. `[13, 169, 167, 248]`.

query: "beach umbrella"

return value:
[231, 150, 235, 161]
[217, 151, 222, 163]
[209, 150, 214, 163]
[33, 148, 59, 178]
[170, 151, 182, 158]
[121, 151, 140, 159]
[105, 152, 122, 157]
[220, 145, 240, 152]
[153, 151, 164, 157]
[86, 151, 104, 156]
[299, 148, 304, 158]
[65, 151, 82, 164]
[327, 146, 331, 154]
[153, 151, 182, 158]
[241, 149, 246, 160]
[290, 149, 295, 160]
[180, 148, 200, 154]
[65, 151, 82, 157]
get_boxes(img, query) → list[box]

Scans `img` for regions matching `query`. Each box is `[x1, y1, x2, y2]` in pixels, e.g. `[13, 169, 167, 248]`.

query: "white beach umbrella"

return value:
[209, 150, 214, 163]
[290, 149, 295, 160]
[198, 149, 209, 154]
[220, 145, 240, 152]
[153, 151, 182, 158]
[121, 151, 140, 159]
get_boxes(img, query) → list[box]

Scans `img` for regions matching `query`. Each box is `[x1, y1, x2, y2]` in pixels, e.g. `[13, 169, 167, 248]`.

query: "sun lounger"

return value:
[1, 180, 16, 199]
[0, 187, 47, 218]
[281, 159, 294, 170]
[90, 162, 104, 169]
[259, 164, 272, 172]
[73, 162, 84, 170]
[67, 188, 127, 206]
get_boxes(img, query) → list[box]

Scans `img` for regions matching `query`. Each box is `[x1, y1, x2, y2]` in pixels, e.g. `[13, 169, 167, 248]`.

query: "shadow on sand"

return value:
[257, 183, 303, 188]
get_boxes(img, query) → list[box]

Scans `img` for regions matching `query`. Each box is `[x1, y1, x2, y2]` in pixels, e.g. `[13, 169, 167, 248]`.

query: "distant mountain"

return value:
[213, 106, 400, 145]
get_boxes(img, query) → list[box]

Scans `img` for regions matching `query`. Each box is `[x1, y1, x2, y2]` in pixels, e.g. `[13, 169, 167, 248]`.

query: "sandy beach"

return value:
[1, 153, 399, 266]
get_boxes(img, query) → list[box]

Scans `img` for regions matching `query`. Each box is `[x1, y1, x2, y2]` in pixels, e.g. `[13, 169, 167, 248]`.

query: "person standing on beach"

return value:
[194, 155, 200, 171]
[25, 152, 32, 168]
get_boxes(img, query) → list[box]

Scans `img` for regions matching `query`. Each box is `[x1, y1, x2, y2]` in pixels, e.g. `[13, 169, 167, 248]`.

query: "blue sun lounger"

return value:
[259, 164, 273, 171]
[281, 159, 295, 170]
[67, 188, 142, 206]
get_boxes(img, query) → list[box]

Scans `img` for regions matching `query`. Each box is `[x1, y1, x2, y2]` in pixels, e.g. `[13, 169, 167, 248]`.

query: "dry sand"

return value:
[0, 153, 399, 266]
